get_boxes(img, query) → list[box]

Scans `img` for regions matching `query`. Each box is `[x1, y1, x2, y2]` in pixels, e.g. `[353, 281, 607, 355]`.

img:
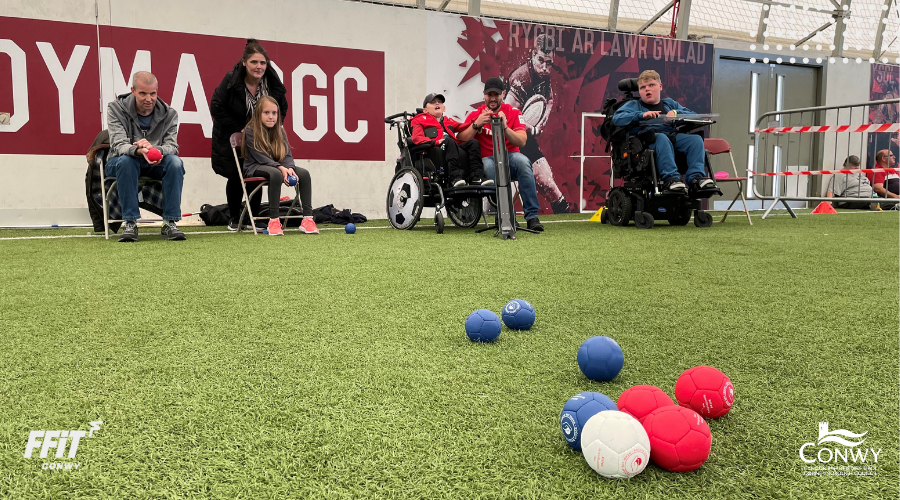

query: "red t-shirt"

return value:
[461, 103, 526, 157]
[410, 113, 462, 145]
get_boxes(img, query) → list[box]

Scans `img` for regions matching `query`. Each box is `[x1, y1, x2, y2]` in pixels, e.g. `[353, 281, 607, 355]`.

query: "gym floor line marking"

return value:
[0, 212, 895, 241]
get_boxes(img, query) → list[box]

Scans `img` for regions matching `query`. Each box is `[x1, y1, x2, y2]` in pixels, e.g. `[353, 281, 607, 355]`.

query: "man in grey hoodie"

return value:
[106, 71, 186, 242]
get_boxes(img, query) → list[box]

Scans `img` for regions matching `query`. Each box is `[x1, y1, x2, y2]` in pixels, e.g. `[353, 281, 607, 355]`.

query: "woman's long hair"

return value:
[243, 96, 287, 162]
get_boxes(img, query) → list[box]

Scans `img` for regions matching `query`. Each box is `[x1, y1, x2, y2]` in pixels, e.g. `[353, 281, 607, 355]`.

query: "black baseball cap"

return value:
[423, 93, 445, 107]
[484, 77, 505, 94]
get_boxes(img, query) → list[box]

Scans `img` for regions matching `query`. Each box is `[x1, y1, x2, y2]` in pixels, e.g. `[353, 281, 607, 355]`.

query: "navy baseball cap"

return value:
[423, 93, 445, 107]
[484, 77, 505, 94]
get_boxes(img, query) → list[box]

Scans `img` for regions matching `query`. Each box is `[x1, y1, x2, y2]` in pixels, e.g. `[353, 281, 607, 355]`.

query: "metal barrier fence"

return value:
[751, 98, 900, 219]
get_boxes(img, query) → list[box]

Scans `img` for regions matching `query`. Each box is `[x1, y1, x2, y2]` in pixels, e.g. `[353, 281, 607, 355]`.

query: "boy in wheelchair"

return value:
[611, 70, 718, 194]
[411, 93, 492, 188]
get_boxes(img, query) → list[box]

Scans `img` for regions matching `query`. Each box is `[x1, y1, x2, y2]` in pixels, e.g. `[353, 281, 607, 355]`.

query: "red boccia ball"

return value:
[642, 405, 712, 472]
[617, 385, 675, 423]
[674, 366, 735, 419]
[146, 148, 163, 162]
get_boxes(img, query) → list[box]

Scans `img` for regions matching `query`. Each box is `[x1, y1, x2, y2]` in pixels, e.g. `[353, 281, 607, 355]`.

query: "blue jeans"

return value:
[482, 152, 540, 220]
[106, 154, 185, 222]
[649, 133, 706, 182]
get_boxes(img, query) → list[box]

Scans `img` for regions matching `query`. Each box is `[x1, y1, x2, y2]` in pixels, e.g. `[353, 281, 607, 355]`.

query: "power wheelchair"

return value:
[385, 110, 496, 233]
[600, 78, 722, 229]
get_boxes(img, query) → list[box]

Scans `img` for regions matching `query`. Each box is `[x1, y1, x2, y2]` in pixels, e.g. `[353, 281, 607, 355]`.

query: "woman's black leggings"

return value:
[252, 165, 313, 219]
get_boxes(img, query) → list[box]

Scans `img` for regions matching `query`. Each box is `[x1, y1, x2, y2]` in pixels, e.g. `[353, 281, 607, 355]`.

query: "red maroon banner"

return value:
[427, 16, 712, 214]
[0, 16, 385, 160]
[867, 63, 899, 168]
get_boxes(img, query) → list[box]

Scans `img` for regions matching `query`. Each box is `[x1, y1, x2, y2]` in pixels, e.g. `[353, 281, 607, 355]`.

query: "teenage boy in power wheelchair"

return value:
[603, 70, 721, 228]
[385, 94, 496, 233]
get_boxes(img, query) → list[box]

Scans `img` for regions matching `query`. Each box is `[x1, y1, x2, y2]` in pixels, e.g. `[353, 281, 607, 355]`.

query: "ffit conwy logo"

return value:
[23, 420, 102, 470]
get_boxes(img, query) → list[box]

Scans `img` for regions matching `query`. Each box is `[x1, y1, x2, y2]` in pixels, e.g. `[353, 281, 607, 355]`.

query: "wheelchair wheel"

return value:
[435, 212, 444, 234]
[694, 210, 713, 228]
[447, 196, 483, 228]
[600, 208, 609, 224]
[668, 207, 691, 226]
[634, 211, 654, 229]
[387, 167, 423, 230]
[606, 188, 633, 226]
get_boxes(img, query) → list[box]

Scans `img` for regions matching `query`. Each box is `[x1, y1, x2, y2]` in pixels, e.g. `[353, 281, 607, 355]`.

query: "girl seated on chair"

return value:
[242, 96, 318, 235]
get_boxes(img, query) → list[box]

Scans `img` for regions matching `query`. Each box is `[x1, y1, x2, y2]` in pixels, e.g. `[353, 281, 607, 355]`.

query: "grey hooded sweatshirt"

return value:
[106, 93, 179, 160]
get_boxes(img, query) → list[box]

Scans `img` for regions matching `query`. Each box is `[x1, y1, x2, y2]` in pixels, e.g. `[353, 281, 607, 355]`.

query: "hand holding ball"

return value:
[287, 175, 298, 187]
[145, 148, 162, 163]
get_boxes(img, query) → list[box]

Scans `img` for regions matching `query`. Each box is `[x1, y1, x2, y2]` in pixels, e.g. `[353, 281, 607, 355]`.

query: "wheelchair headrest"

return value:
[618, 78, 639, 93]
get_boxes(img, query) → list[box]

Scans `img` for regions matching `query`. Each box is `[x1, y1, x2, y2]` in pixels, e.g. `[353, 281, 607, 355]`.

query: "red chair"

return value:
[704, 138, 753, 226]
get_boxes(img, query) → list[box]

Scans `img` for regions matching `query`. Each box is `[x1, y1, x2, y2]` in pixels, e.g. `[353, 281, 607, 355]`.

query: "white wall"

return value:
[0, 0, 427, 226]
[820, 61, 874, 195]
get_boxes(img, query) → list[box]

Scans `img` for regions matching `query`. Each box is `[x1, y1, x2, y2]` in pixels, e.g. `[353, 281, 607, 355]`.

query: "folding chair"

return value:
[704, 138, 753, 226]
[97, 149, 166, 239]
[229, 132, 305, 234]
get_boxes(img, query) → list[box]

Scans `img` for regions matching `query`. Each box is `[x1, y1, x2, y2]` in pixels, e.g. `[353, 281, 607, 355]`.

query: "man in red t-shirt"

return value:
[457, 77, 543, 231]
[868, 149, 899, 208]
[410, 93, 489, 187]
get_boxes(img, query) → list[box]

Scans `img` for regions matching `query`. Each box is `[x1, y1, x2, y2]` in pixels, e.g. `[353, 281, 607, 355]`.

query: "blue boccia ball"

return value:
[501, 299, 536, 330]
[287, 175, 298, 186]
[345, 223, 356, 234]
[560, 392, 618, 450]
[576, 336, 624, 381]
[465, 309, 502, 343]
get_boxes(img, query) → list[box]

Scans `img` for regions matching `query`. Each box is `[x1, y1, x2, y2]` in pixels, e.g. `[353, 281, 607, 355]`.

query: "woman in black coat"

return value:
[210, 39, 289, 229]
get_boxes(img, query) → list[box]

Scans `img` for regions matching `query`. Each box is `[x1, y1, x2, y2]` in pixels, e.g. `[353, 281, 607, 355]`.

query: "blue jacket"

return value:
[611, 97, 694, 134]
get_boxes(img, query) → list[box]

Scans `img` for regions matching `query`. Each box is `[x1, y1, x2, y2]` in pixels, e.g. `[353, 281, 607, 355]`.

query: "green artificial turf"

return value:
[0, 212, 897, 499]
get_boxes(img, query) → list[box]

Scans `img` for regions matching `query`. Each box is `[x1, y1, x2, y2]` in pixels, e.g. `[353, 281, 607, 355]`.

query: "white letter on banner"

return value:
[292, 63, 328, 141]
[99, 48, 151, 129]
[334, 67, 368, 143]
[0, 39, 29, 132]
[36, 42, 90, 134]
[270, 61, 283, 85]
[170, 53, 212, 137]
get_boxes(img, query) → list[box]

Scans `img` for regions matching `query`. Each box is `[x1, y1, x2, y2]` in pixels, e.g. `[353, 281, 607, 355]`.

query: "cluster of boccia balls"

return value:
[464, 305, 735, 479]
[564, 336, 736, 479]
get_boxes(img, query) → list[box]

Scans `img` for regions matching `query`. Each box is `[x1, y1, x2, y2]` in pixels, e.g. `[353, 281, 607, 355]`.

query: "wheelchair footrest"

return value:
[690, 187, 723, 199]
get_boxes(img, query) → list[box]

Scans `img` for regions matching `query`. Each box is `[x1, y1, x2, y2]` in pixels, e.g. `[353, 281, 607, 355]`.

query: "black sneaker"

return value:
[118, 221, 138, 242]
[550, 197, 577, 214]
[662, 177, 687, 193]
[481, 179, 495, 186]
[161, 221, 186, 241]
[451, 178, 466, 187]
[526, 217, 545, 232]
[690, 177, 717, 191]
[227, 219, 241, 231]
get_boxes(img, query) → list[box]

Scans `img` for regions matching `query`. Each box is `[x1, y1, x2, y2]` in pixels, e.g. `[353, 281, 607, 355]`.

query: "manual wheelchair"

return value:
[385, 110, 496, 233]
[600, 78, 722, 229]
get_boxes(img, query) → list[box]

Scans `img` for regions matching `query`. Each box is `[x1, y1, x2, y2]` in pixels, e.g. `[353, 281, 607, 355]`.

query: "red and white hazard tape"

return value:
[756, 123, 900, 134]
[749, 168, 899, 177]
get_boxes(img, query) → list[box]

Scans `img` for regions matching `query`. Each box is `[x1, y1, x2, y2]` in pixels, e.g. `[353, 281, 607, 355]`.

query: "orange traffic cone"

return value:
[811, 201, 838, 214]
